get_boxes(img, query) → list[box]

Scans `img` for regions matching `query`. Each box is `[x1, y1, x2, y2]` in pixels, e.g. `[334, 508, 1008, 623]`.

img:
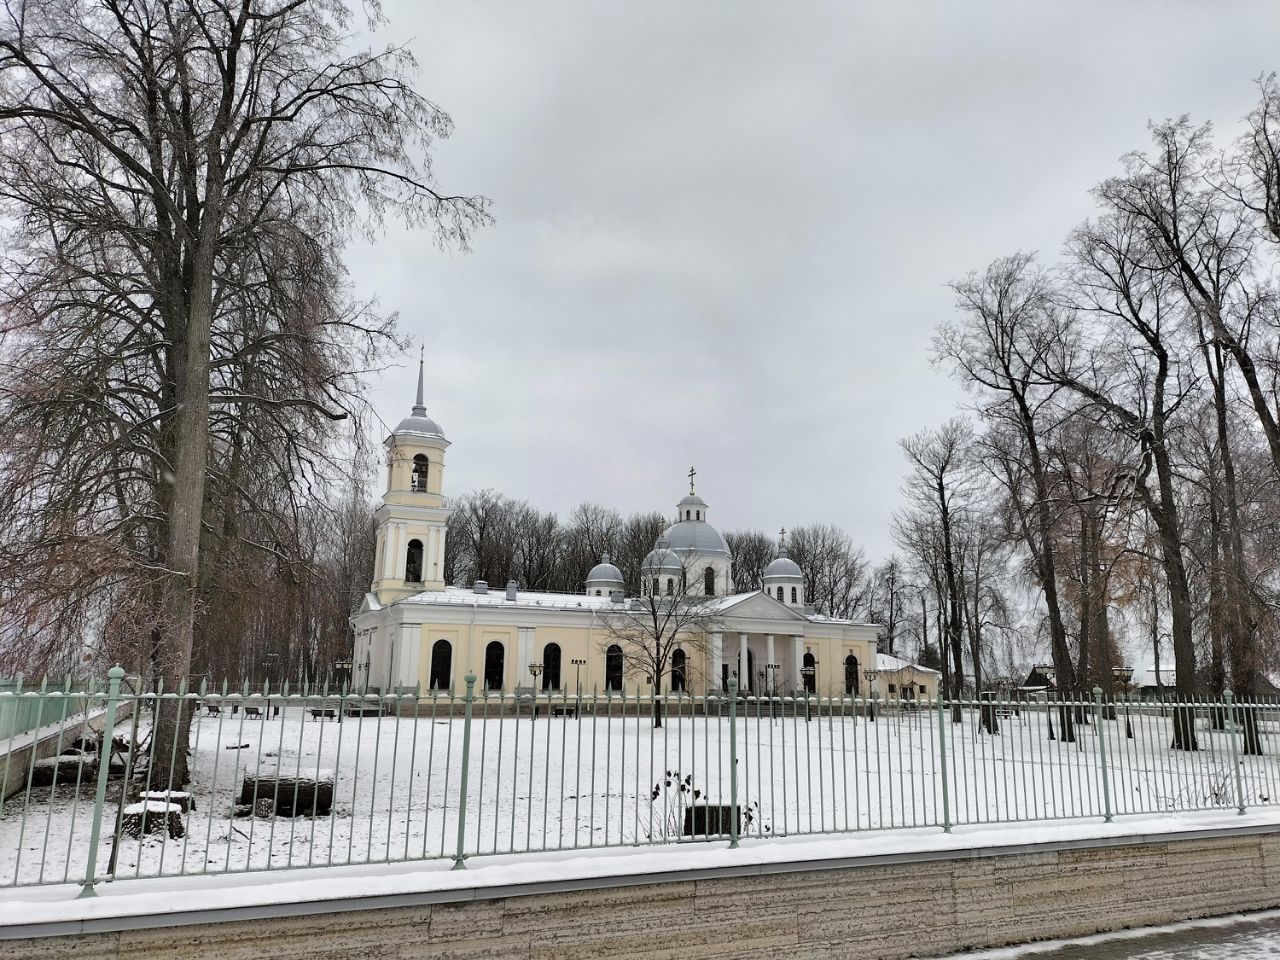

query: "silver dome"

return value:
[642, 541, 683, 573]
[393, 411, 446, 440]
[763, 555, 803, 579]
[677, 493, 708, 510]
[662, 519, 730, 555]
[586, 553, 624, 585]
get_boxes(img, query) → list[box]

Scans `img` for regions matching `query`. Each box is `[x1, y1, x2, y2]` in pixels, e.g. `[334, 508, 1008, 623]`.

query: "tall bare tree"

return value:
[0, 0, 486, 783]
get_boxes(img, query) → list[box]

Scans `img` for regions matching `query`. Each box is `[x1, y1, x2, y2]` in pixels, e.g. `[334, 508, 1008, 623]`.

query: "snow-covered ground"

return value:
[1, 697, 1277, 887]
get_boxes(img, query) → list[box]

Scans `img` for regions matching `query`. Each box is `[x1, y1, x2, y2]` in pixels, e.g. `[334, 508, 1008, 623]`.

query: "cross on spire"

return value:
[688, 466, 697, 495]
[779, 527, 786, 549]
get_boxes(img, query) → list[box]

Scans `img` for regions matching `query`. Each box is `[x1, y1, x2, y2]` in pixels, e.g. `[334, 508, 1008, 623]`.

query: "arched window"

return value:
[666, 577, 674, 596]
[776, 585, 784, 602]
[704, 566, 715, 596]
[542, 642, 562, 691]
[803, 651, 816, 693]
[605, 644, 623, 691]
[412, 454, 429, 492]
[685, 510, 691, 520]
[484, 641, 505, 691]
[696, 510, 701, 521]
[671, 648, 687, 692]
[595, 589, 602, 596]
[652, 577, 659, 596]
[790, 586, 798, 604]
[844, 654, 859, 696]
[429, 639, 452, 690]
[405, 539, 424, 583]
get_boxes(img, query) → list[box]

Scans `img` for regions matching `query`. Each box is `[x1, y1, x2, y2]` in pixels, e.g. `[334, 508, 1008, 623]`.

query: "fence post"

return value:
[1093, 686, 1113, 823]
[936, 688, 951, 833]
[1224, 689, 1247, 816]
[727, 677, 739, 849]
[80, 665, 124, 898]
[452, 674, 477, 869]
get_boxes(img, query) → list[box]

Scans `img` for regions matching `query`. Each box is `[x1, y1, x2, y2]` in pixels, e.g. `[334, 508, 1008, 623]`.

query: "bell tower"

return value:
[372, 352, 452, 603]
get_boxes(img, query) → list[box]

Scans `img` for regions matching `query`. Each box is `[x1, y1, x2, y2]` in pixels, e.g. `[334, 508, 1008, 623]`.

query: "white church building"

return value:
[352, 362, 931, 702]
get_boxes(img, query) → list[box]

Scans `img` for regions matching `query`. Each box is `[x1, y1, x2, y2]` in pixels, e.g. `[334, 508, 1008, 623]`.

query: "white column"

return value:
[393, 522, 406, 580]
[765, 634, 776, 694]
[710, 632, 723, 693]
[397, 623, 421, 689]
[738, 633, 749, 692]
[379, 525, 394, 579]
[517, 627, 533, 688]
[792, 636, 804, 689]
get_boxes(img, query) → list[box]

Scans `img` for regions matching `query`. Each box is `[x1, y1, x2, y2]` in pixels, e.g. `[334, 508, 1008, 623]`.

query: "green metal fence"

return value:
[1, 670, 1277, 894]
[0, 678, 88, 742]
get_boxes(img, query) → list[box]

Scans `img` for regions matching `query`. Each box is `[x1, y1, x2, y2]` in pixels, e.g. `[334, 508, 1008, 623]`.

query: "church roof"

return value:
[586, 553, 624, 584]
[662, 519, 730, 555]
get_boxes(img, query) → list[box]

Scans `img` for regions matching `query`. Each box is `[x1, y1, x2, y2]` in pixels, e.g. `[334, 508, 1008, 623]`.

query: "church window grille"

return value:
[429, 639, 452, 690]
[671, 649, 687, 692]
[405, 539, 424, 583]
[844, 655, 859, 696]
[790, 586, 797, 604]
[666, 578, 674, 596]
[803, 651, 816, 693]
[542, 643, 562, 691]
[776, 586, 784, 602]
[595, 590, 601, 596]
[605, 644, 623, 691]
[652, 577, 659, 596]
[483, 641, 504, 691]
[704, 566, 715, 596]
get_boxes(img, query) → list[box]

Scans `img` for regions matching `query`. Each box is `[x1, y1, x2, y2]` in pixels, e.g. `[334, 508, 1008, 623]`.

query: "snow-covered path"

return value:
[930, 909, 1280, 958]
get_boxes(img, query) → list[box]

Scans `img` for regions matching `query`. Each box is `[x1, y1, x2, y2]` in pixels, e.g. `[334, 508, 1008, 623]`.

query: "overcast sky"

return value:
[348, 1, 1280, 562]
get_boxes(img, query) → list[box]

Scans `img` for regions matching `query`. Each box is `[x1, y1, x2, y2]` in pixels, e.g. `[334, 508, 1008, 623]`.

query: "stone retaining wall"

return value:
[4, 828, 1279, 959]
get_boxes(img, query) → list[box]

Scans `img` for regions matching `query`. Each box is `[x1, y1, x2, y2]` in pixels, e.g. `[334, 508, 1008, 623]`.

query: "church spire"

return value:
[412, 346, 426, 415]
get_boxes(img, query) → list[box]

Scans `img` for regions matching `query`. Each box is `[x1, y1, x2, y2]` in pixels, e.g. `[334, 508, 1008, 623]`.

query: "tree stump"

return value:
[137, 789, 195, 812]
[238, 768, 334, 817]
[121, 801, 185, 839]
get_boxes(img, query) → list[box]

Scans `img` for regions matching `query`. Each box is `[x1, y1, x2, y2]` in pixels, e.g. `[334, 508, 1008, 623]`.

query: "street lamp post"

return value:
[528, 661, 543, 720]
[864, 668, 880, 722]
[570, 658, 587, 697]
[1113, 665, 1135, 738]
[765, 662, 781, 719]
[800, 664, 816, 722]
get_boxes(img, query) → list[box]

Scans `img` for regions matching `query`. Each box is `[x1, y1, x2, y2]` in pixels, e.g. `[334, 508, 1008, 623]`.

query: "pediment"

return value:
[358, 592, 382, 615]
[716, 591, 808, 622]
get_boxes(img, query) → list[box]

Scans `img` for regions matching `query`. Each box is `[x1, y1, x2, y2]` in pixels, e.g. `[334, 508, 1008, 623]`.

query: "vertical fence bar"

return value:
[937, 688, 951, 833]
[1093, 687, 1112, 823]
[452, 674, 477, 869]
[80, 666, 124, 897]
[727, 677, 739, 849]
[1224, 689, 1246, 816]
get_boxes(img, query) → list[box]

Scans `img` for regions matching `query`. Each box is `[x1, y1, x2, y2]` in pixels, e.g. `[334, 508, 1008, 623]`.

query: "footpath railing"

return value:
[1, 669, 1277, 893]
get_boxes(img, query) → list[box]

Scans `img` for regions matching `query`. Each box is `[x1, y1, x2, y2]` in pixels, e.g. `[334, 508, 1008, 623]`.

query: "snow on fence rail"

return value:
[1, 669, 1278, 893]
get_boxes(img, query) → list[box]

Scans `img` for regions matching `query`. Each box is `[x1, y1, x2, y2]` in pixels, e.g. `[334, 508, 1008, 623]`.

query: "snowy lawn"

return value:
[2, 695, 1278, 887]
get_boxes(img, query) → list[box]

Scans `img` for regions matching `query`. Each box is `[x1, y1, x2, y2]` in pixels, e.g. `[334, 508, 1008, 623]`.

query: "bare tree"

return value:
[0, 0, 487, 783]
[597, 562, 721, 727]
[724, 530, 776, 593]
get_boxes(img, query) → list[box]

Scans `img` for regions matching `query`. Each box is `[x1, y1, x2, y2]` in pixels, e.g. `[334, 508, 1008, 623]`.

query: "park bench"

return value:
[243, 705, 263, 719]
[550, 705, 578, 718]
[205, 704, 221, 716]
[309, 707, 337, 721]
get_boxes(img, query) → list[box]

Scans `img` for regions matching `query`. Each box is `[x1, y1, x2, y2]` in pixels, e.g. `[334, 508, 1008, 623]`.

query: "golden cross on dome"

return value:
[688, 466, 696, 495]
